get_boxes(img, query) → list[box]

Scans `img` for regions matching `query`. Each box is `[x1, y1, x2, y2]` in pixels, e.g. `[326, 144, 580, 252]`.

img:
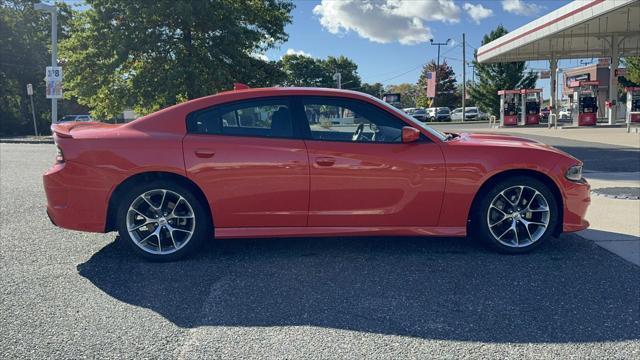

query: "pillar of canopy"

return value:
[477, 0, 640, 125]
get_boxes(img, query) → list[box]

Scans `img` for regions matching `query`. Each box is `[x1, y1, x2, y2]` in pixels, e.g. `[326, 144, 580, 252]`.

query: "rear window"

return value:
[187, 98, 294, 139]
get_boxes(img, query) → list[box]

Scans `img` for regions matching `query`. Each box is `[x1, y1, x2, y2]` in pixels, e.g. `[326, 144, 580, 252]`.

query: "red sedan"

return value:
[44, 87, 590, 260]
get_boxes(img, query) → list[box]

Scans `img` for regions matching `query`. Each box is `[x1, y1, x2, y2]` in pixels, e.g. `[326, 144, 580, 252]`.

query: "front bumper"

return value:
[43, 161, 111, 233]
[561, 178, 591, 233]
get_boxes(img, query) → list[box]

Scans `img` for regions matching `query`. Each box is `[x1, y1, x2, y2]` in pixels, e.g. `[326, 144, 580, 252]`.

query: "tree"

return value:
[278, 54, 362, 90]
[416, 60, 460, 109]
[469, 25, 537, 117]
[279, 54, 331, 87]
[385, 83, 419, 108]
[0, 0, 74, 135]
[623, 57, 640, 85]
[323, 56, 361, 90]
[60, 0, 293, 119]
[358, 82, 385, 98]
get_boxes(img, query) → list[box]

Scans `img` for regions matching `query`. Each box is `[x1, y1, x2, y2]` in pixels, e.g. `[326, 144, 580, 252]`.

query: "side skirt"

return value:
[214, 226, 466, 239]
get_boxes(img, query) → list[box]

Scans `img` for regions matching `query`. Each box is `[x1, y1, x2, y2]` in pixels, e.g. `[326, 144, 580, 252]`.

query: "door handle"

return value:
[194, 149, 215, 158]
[315, 157, 336, 166]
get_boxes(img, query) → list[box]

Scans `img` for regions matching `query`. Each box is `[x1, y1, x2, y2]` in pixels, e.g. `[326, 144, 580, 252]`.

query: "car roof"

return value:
[127, 87, 422, 133]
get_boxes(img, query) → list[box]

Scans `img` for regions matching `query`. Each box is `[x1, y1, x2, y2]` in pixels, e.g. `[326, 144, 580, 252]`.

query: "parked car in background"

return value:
[402, 107, 416, 115]
[451, 107, 481, 121]
[412, 108, 428, 121]
[430, 107, 451, 122]
[59, 115, 93, 122]
[44, 87, 590, 260]
[451, 107, 486, 121]
[540, 106, 551, 120]
[559, 108, 571, 120]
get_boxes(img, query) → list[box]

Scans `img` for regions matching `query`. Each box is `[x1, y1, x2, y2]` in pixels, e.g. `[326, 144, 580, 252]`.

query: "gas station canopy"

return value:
[477, 0, 640, 63]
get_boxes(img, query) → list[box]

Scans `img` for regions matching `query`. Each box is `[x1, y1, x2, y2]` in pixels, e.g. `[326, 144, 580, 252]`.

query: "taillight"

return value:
[55, 145, 65, 163]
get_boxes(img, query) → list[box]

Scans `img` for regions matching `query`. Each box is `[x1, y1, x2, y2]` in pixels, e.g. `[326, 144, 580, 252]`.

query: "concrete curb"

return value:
[0, 138, 54, 144]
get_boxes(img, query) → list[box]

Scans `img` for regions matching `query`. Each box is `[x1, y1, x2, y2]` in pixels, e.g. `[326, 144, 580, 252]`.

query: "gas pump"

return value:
[570, 80, 599, 126]
[626, 87, 640, 123]
[498, 90, 520, 126]
[520, 88, 542, 125]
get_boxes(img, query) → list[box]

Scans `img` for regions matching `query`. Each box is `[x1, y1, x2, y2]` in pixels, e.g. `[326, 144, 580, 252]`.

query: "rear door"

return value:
[183, 97, 309, 228]
[297, 96, 446, 227]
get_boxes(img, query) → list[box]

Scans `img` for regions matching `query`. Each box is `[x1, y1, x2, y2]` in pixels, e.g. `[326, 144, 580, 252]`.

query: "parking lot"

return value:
[1, 141, 639, 359]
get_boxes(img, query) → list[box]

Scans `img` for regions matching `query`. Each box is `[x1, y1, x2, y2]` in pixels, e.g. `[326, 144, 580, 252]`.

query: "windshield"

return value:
[367, 95, 447, 142]
[414, 109, 426, 114]
[437, 109, 449, 114]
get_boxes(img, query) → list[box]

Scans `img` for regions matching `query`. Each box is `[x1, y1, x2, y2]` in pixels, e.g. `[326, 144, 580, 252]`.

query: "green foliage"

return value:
[278, 54, 362, 90]
[385, 83, 419, 108]
[624, 57, 640, 85]
[0, 0, 74, 135]
[358, 82, 385, 98]
[416, 60, 460, 109]
[469, 25, 537, 117]
[279, 54, 331, 87]
[60, 0, 293, 119]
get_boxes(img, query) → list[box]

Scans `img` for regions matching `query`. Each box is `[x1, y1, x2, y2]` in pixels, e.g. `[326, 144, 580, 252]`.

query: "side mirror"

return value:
[401, 126, 420, 143]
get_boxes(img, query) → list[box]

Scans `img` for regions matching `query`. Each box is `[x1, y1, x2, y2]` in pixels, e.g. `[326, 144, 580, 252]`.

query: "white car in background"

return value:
[450, 107, 487, 121]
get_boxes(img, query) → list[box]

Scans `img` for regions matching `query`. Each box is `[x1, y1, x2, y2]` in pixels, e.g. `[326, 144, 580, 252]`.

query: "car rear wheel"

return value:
[472, 176, 558, 253]
[116, 180, 210, 261]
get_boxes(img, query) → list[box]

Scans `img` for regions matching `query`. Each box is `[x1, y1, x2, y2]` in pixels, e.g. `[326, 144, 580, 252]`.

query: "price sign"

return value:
[45, 66, 62, 99]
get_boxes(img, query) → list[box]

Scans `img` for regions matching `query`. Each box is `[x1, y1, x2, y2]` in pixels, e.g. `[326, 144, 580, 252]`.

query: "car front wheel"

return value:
[116, 180, 211, 261]
[472, 176, 558, 253]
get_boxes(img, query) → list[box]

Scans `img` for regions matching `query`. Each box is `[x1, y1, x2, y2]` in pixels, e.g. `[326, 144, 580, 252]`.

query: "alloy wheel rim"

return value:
[487, 185, 550, 248]
[126, 189, 196, 255]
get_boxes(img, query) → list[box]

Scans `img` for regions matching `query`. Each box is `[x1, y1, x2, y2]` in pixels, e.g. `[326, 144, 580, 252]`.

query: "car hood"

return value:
[452, 132, 577, 160]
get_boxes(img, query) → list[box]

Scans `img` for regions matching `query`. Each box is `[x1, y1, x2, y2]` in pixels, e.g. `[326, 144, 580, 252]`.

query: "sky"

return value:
[263, 0, 594, 100]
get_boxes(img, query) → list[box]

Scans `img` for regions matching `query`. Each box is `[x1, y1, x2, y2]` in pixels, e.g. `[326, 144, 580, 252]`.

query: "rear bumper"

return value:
[561, 178, 591, 233]
[43, 162, 111, 233]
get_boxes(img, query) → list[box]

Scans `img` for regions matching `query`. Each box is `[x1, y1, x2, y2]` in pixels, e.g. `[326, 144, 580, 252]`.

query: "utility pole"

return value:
[333, 72, 342, 89]
[35, 3, 58, 124]
[430, 38, 450, 107]
[469, 64, 476, 83]
[462, 33, 466, 122]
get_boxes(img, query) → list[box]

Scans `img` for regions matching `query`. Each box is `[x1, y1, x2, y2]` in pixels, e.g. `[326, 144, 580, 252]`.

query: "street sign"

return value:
[615, 68, 627, 77]
[538, 70, 551, 79]
[45, 66, 62, 99]
[26, 83, 33, 96]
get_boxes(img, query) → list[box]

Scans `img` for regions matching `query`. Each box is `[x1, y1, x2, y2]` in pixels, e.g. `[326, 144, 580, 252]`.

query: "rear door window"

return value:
[187, 98, 294, 139]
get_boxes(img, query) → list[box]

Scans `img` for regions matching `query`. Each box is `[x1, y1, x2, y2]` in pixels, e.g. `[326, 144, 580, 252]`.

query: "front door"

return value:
[183, 97, 309, 228]
[298, 97, 446, 227]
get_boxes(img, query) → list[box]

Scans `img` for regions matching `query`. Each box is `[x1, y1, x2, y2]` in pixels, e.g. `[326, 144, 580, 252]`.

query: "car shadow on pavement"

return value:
[77, 234, 640, 343]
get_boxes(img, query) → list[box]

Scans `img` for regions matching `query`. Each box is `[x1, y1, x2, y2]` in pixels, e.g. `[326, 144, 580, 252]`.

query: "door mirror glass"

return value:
[401, 127, 420, 143]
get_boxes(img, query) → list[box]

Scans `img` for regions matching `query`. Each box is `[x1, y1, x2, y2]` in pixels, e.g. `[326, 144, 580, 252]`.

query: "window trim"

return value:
[293, 95, 430, 144]
[186, 96, 300, 140]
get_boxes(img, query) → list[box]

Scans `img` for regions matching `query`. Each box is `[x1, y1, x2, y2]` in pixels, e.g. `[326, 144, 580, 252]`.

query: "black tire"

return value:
[116, 180, 211, 261]
[471, 176, 558, 254]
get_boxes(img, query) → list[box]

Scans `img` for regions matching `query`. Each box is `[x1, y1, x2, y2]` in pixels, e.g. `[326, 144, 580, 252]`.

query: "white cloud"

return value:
[463, 3, 493, 24]
[313, 0, 461, 45]
[285, 48, 312, 57]
[501, 0, 541, 16]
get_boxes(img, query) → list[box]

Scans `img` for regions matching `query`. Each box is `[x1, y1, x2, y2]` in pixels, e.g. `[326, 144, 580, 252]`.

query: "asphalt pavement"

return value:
[1, 143, 639, 359]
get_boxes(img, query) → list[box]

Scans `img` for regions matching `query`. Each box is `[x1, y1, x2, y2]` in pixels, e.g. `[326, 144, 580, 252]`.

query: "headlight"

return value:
[565, 164, 582, 181]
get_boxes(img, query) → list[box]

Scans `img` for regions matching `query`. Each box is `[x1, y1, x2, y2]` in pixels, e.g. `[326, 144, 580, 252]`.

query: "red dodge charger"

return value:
[44, 87, 590, 260]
